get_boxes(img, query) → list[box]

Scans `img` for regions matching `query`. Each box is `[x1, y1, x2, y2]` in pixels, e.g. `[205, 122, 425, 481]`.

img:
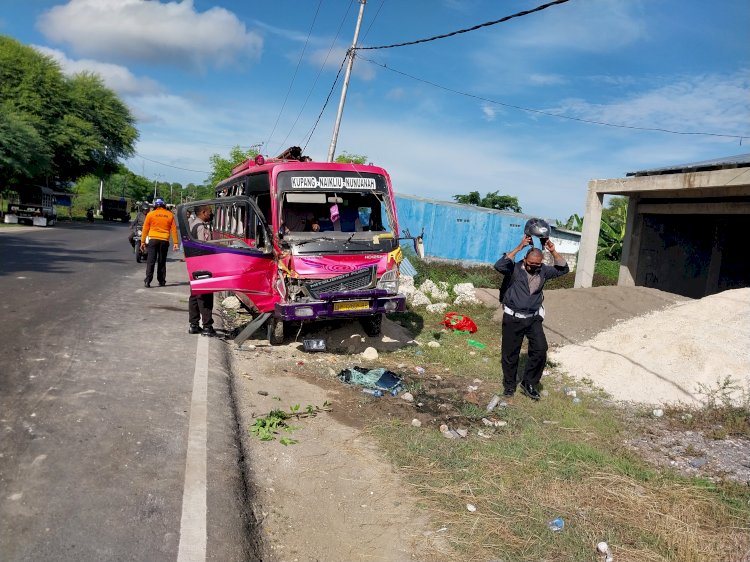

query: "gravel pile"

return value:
[550, 288, 750, 406]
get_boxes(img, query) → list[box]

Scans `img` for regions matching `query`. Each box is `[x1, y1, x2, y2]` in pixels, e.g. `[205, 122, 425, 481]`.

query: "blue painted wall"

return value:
[394, 193, 571, 264]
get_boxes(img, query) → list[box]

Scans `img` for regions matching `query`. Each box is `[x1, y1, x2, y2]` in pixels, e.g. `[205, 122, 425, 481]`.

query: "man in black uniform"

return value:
[494, 235, 569, 400]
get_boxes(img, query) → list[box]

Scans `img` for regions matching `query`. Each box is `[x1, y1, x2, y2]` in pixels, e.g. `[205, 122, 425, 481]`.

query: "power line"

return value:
[356, 0, 571, 51]
[276, 0, 355, 153]
[265, 0, 323, 152]
[361, 0, 386, 42]
[302, 52, 349, 152]
[358, 55, 749, 141]
[135, 152, 211, 174]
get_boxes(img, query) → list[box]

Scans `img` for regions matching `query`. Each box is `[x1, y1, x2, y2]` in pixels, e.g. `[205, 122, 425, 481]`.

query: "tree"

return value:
[452, 190, 522, 213]
[207, 145, 259, 187]
[0, 35, 138, 187]
[334, 151, 367, 164]
[556, 213, 583, 232]
[598, 197, 628, 260]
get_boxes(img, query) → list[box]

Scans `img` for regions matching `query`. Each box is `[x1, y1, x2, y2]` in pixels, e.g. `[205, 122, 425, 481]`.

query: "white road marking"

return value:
[177, 336, 209, 562]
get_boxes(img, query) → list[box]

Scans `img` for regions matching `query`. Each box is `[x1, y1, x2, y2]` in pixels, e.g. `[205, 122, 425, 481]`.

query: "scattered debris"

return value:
[597, 541, 614, 562]
[221, 295, 242, 309]
[362, 347, 379, 361]
[411, 418, 422, 428]
[303, 338, 326, 352]
[441, 312, 477, 333]
[467, 339, 486, 349]
[427, 341, 441, 348]
[257, 390, 269, 396]
[486, 395, 501, 412]
[419, 279, 449, 301]
[401, 392, 414, 402]
[466, 503, 477, 513]
[547, 517, 564, 532]
[338, 366, 403, 394]
[477, 430, 492, 439]
[653, 408, 664, 418]
[415, 366, 425, 375]
[482, 418, 507, 428]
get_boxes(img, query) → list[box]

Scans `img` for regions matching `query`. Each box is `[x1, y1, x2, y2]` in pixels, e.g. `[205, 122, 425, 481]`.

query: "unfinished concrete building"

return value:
[575, 154, 750, 298]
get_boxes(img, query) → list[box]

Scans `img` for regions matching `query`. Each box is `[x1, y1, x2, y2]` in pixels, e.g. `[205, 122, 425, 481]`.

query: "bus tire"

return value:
[360, 314, 382, 337]
[268, 318, 284, 345]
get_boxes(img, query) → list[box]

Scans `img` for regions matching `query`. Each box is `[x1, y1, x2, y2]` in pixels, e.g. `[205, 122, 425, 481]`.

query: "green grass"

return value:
[369, 384, 750, 562]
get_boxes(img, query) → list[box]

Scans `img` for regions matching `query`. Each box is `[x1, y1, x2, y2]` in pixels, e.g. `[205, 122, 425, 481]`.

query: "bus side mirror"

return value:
[400, 227, 425, 259]
[414, 236, 425, 259]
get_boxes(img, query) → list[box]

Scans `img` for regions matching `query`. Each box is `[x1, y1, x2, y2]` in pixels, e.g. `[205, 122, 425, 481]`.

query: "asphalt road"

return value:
[0, 221, 256, 561]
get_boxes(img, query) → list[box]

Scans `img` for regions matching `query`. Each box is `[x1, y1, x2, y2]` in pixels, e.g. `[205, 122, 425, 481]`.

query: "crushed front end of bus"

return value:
[271, 168, 407, 337]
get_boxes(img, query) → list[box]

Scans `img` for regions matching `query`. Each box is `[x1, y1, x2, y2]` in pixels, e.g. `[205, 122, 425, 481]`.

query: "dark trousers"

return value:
[145, 239, 169, 285]
[188, 293, 214, 327]
[501, 314, 548, 391]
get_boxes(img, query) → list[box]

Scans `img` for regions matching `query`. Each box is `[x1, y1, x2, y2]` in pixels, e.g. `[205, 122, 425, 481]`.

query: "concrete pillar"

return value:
[574, 185, 603, 288]
[618, 196, 639, 286]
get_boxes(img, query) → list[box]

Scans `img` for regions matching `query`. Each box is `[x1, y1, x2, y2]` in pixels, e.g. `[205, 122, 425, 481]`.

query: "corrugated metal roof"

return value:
[626, 153, 750, 177]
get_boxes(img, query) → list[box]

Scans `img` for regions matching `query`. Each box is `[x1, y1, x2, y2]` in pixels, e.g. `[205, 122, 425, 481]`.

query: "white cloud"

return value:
[481, 103, 497, 121]
[554, 72, 750, 137]
[37, 0, 262, 69]
[386, 87, 406, 101]
[529, 73, 566, 86]
[504, 0, 647, 52]
[33, 45, 161, 96]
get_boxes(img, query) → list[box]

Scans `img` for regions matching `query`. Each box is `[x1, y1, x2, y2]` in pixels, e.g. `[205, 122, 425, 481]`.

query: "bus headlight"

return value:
[384, 301, 398, 313]
[376, 268, 399, 294]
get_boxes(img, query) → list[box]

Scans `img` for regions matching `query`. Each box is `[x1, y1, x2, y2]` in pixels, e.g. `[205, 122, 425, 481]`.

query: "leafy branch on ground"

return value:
[249, 401, 332, 444]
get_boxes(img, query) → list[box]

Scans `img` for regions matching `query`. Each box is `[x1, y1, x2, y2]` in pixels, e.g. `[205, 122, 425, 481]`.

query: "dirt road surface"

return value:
[228, 320, 451, 562]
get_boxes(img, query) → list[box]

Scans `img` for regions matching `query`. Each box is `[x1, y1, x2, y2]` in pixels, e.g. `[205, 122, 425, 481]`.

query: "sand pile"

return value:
[550, 288, 750, 406]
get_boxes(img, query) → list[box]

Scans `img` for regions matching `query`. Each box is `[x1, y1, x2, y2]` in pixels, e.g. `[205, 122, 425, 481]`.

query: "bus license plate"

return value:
[333, 300, 370, 312]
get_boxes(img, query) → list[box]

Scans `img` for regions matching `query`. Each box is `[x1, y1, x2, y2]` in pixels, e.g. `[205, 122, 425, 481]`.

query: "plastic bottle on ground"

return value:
[547, 517, 564, 532]
[362, 388, 383, 397]
[486, 394, 501, 412]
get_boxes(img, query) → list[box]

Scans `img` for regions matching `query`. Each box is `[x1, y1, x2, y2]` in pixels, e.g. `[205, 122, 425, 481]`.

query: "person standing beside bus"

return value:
[187, 205, 216, 336]
[140, 198, 178, 288]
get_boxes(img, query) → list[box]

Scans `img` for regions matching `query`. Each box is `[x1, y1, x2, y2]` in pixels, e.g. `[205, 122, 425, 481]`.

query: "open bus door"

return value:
[177, 197, 278, 313]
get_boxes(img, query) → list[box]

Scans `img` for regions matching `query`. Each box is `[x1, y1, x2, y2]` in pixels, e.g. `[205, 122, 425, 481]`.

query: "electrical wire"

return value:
[358, 55, 748, 140]
[135, 152, 210, 174]
[297, 0, 387, 154]
[356, 0, 570, 51]
[275, 0, 355, 153]
[264, 0, 323, 152]
[301, 52, 349, 152]
[361, 0, 385, 42]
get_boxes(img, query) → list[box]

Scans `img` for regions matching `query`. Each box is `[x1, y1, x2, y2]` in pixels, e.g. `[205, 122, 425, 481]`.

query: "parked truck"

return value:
[102, 198, 130, 222]
[4, 185, 57, 226]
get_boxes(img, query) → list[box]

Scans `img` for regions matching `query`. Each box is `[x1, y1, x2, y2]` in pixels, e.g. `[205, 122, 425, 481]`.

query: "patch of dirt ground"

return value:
[228, 319, 457, 562]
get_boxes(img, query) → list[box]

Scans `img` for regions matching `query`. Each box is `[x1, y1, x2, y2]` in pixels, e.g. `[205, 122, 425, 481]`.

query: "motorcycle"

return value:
[133, 227, 148, 263]
[86, 208, 94, 222]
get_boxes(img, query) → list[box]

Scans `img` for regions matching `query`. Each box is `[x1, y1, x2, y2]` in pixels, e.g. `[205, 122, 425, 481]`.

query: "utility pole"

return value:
[98, 144, 107, 215]
[153, 174, 162, 200]
[327, 0, 366, 163]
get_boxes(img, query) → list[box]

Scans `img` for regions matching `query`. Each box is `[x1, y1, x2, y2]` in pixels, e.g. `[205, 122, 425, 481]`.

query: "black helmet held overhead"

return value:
[524, 218, 550, 239]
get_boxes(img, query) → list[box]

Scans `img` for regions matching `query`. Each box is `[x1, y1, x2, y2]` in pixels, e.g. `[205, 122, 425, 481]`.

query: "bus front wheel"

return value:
[268, 318, 284, 345]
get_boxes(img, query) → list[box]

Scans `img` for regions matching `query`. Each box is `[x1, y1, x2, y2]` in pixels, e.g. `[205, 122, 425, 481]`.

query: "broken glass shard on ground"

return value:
[338, 366, 403, 393]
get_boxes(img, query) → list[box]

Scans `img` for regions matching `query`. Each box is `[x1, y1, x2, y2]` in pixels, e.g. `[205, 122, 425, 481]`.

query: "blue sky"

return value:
[2, 0, 749, 220]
